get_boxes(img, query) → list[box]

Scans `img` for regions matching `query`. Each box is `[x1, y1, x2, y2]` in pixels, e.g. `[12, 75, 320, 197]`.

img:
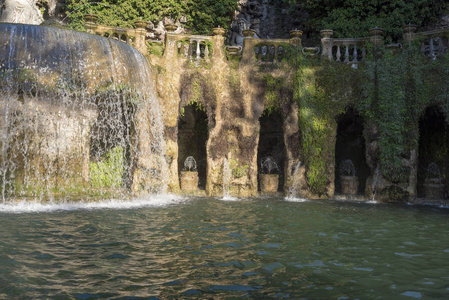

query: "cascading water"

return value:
[0, 23, 168, 202]
[222, 158, 232, 199]
[371, 165, 380, 202]
[286, 161, 305, 201]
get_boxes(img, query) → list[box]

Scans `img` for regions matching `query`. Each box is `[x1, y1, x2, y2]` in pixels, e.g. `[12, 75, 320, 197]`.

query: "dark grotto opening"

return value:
[417, 106, 449, 199]
[257, 109, 285, 192]
[335, 108, 370, 195]
[178, 103, 208, 190]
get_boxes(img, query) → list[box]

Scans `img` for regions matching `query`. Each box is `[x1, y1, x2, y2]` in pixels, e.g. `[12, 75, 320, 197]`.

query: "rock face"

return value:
[229, 0, 309, 45]
[0, 0, 43, 24]
[259, 174, 279, 193]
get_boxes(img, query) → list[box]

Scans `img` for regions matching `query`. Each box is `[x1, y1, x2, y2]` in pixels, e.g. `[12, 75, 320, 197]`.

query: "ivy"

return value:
[63, 0, 238, 35]
[283, 0, 448, 42]
[295, 54, 359, 195]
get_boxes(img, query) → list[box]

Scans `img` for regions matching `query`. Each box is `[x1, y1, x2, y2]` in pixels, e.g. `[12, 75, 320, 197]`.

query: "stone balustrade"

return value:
[322, 38, 367, 64]
[403, 25, 448, 60]
[253, 41, 290, 63]
[242, 37, 301, 64]
[321, 29, 370, 66]
[84, 15, 449, 65]
[176, 35, 213, 62]
[84, 14, 147, 55]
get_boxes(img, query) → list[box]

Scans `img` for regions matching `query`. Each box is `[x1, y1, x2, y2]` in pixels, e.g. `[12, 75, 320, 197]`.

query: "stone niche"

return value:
[257, 110, 285, 193]
[177, 104, 208, 190]
[335, 108, 370, 197]
[417, 106, 449, 199]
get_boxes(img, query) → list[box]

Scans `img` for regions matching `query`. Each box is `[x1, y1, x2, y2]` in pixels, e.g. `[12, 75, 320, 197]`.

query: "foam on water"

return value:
[0, 194, 187, 214]
[284, 196, 308, 203]
[220, 195, 239, 201]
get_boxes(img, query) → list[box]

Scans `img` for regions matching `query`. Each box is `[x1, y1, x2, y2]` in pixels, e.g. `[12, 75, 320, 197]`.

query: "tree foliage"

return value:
[64, 0, 238, 34]
[283, 0, 448, 42]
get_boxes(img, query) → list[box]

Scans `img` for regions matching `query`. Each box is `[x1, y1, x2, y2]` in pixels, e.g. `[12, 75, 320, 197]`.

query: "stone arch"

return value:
[177, 72, 217, 191]
[179, 72, 216, 129]
[177, 103, 208, 190]
[335, 107, 370, 196]
[417, 105, 449, 199]
[257, 108, 285, 193]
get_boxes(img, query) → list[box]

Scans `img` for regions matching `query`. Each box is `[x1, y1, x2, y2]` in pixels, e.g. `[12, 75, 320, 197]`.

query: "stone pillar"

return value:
[212, 28, 226, 62]
[289, 29, 303, 47]
[403, 24, 417, 44]
[164, 30, 178, 59]
[241, 37, 257, 64]
[369, 28, 384, 47]
[134, 20, 148, 55]
[180, 171, 199, 191]
[320, 29, 334, 60]
[84, 14, 98, 34]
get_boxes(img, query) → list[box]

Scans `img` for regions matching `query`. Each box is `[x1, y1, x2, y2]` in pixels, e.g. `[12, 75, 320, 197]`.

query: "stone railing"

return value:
[84, 14, 147, 55]
[253, 42, 291, 63]
[321, 26, 449, 64]
[403, 25, 448, 60]
[241, 29, 303, 64]
[163, 26, 226, 67]
[175, 35, 213, 62]
[321, 37, 367, 65]
[320, 28, 384, 65]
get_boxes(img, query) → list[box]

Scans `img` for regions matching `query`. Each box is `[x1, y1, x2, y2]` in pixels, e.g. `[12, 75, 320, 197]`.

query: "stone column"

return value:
[289, 29, 303, 47]
[212, 28, 226, 61]
[134, 20, 148, 55]
[403, 24, 417, 44]
[164, 28, 178, 59]
[84, 14, 98, 34]
[241, 37, 257, 64]
[320, 29, 334, 60]
[369, 28, 384, 47]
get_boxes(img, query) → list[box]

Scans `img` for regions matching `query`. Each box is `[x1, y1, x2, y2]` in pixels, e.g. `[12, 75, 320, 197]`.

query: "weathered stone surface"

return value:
[0, 0, 43, 24]
[341, 176, 359, 195]
[259, 174, 279, 193]
[180, 171, 199, 191]
[424, 179, 444, 199]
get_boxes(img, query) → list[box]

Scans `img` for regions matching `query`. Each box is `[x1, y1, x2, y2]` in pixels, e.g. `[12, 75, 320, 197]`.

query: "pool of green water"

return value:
[0, 196, 448, 299]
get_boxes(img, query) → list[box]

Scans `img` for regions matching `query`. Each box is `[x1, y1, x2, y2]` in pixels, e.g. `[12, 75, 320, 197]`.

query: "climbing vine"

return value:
[360, 40, 449, 183]
[63, 0, 238, 34]
[295, 55, 361, 195]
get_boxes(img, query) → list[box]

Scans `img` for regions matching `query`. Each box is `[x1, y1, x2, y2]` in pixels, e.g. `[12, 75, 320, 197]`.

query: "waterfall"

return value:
[286, 161, 306, 201]
[222, 158, 232, 200]
[371, 165, 380, 202]
[0, 24, 168, 202]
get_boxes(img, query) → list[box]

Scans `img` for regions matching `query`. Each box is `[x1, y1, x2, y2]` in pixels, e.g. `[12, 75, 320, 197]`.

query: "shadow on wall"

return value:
[335, 108, 370, 196]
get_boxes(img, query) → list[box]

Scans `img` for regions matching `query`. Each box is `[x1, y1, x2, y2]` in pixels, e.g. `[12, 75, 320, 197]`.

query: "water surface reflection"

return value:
[0, 197, 448, 298]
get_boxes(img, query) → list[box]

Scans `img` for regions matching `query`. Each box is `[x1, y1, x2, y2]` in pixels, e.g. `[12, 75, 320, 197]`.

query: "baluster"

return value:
[336, 45, 341, 62]
[430, 38, 435, 60]
[196, 40, 201, 60]
[184, 44, 189, 58]
[189, 40, 193, 60]
[344, 45, 350, 63]
[273, 45, 279, 62]
[262, 45, 267, 60]
[204, 42, 209, 61]
[327, 42, 333, 61]
[353, 45, 358, 63]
